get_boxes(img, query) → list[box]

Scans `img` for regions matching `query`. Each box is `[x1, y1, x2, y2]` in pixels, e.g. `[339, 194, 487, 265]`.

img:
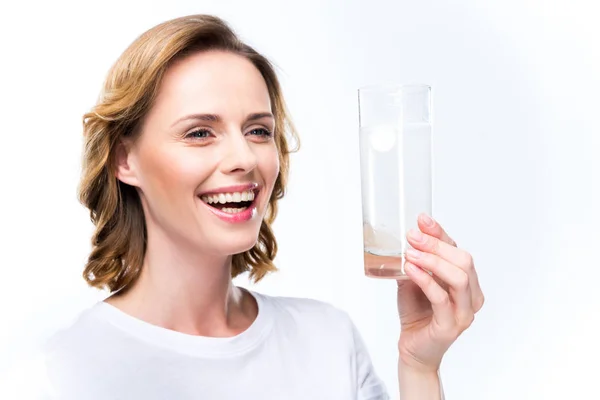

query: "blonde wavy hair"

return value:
[78, 15, 299, 293]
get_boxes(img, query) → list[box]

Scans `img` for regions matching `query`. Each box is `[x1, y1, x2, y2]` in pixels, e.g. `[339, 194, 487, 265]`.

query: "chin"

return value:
[204, 228, 261, 256]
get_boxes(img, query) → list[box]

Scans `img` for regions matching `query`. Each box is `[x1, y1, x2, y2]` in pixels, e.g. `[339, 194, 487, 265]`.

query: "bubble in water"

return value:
[368, 126, 397, 152]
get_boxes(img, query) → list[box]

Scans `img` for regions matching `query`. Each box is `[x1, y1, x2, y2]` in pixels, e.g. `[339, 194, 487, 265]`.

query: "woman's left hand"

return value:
[397, 213, 485, 373]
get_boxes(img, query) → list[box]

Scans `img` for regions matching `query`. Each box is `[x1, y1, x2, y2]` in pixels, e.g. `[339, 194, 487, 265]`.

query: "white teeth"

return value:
[201, 189, 257, 204]
[221, 207, 248, 214]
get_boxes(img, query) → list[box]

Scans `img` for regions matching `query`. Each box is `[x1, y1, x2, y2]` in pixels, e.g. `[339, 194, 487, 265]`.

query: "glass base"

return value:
[364, 251, 410, 280]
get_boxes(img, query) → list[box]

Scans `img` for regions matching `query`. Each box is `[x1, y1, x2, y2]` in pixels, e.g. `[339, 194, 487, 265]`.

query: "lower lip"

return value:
[199, 197, 258, 223]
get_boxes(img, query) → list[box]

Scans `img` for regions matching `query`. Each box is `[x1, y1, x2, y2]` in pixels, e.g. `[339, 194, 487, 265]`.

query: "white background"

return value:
[0, 0, 598, 398]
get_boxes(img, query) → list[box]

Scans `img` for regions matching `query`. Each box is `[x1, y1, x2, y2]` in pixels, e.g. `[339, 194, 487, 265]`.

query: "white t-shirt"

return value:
[2, 291, 390, 399]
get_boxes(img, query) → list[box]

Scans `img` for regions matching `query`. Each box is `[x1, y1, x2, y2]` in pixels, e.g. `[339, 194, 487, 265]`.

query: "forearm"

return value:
[398, 360, 444, 400]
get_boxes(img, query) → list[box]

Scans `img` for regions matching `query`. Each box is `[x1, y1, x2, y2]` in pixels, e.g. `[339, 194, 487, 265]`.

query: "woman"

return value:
[29, 14, 483, 399]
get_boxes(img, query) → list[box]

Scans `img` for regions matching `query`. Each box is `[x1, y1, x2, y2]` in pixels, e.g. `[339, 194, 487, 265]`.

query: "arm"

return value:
[398, 361, 444, 400]
[395, 214, 484, 400]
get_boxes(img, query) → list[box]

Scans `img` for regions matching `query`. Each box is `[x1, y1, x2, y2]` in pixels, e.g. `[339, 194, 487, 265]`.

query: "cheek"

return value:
[260, 143, 280, 184]
[138, 146, 214, 197]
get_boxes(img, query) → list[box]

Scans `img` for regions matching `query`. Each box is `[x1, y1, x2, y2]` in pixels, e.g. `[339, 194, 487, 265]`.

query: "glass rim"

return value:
[358, 83, 431, 93]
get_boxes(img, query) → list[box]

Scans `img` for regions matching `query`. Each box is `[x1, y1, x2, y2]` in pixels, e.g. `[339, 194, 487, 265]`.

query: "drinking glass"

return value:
[358, 84, 433, 279]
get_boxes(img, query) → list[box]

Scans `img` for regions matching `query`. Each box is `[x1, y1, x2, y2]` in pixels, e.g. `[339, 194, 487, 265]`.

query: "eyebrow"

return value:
[171, 112, 274, 127]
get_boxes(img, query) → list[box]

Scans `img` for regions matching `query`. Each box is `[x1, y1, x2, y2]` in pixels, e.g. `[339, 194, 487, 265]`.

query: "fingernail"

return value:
[408, 229, 425, 243]
[421, 214, 435, 227]
[404, 263, 417, 273]
[404, 263, 424, 274]
[406, 248, 421, 259]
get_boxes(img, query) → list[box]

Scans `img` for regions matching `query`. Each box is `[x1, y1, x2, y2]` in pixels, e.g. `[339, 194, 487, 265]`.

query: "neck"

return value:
[105, 225, 257, 337]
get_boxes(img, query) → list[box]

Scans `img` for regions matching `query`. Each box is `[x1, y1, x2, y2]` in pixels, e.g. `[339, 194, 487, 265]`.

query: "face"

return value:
[116, 50, 280, 257]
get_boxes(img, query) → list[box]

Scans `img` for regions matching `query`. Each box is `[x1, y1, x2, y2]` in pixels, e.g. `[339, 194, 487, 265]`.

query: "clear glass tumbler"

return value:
[358, 84, 433, 279]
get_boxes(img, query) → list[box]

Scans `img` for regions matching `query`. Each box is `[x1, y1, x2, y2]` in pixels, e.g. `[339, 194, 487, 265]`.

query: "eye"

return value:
[185, 128, 212, 140]
[247, 128, 273, 138]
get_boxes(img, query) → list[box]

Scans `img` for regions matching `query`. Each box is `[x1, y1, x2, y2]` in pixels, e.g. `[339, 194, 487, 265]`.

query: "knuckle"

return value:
[432, 290, 450, 307]
[454, 272, 470, 291]
[475, 294, 485, 311]
[456, 311, 475, 332]
[461, 252, 474, 269]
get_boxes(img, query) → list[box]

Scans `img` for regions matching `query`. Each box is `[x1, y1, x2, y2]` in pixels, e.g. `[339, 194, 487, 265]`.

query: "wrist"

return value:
[398, 348, 441, 375]
[399, 360, 439, 380]
[398, 360, 441, 400]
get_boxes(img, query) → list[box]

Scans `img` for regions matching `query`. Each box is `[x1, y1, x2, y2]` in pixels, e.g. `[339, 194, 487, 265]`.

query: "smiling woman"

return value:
[2, 13, 484, 400]
[18, 14, 394, 400]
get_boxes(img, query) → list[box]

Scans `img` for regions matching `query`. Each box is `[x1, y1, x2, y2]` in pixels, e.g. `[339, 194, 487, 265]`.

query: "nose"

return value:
[219, 132, 259, 175]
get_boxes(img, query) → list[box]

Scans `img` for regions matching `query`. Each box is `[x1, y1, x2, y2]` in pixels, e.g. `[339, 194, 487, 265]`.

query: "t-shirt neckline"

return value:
[90, 289, 272, 358]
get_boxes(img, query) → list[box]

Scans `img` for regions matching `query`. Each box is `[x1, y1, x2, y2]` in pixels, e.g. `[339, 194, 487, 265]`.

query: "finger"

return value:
[405, 248, 473, 315]
[404, 261, 455, 330]
[407, 229, 485, 313]
[417, 213, 456, 247]
[407, 229, 466, 267]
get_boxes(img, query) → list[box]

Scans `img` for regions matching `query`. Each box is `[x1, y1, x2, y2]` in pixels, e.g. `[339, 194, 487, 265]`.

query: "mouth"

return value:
[200, 189, 257, 213]
[197, 183, 260, 220]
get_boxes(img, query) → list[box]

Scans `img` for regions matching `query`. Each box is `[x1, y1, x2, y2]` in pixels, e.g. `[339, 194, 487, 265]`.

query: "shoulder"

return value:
[35, 303, 119, 392]
[42, 304, 102, 358]
[252, 290, 357, 341]
[252, 291, 390, 397]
